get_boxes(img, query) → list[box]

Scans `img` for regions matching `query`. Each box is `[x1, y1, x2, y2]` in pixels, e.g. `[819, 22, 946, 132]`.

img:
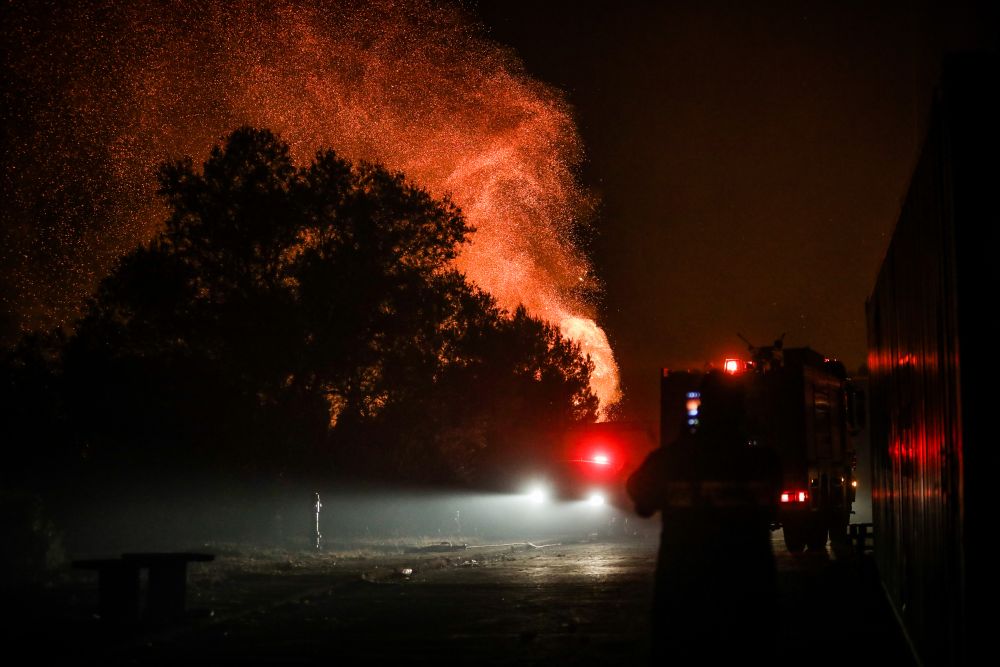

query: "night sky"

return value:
[476, 0, 995, 422]
[2, 0, 995, 424]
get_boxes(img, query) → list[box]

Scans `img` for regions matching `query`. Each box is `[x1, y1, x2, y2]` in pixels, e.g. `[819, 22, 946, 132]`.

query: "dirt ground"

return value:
[5, 531, 913, 665]
[8, 537, 652, 665]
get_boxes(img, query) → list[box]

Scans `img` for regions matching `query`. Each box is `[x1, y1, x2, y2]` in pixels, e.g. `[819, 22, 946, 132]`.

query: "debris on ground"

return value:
[406, 542, 468, 553]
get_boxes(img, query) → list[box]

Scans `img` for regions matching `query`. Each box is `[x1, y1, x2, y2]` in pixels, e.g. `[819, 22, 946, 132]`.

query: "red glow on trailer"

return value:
[780, 490, 809, 503]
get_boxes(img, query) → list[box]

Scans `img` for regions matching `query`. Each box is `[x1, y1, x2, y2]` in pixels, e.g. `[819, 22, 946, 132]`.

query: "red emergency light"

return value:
[566, 440, 624, 480]
[723, 358, 742, 374]
[780, 490, 809, 503]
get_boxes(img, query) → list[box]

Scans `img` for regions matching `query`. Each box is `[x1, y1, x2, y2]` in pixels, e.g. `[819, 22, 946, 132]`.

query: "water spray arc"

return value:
[2, 0, 621, 414]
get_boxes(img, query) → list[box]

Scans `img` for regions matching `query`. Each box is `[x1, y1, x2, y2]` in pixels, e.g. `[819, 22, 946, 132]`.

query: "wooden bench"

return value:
[74, 552, 214, 623]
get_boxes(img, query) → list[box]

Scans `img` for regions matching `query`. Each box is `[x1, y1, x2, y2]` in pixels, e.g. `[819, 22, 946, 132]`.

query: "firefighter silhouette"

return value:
[627, 371, 781, 664]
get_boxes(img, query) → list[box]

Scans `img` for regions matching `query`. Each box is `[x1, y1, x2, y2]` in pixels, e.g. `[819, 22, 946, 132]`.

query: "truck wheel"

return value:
[783, 527, 806, 553]
[829, 514, 850, 545]
[806, 522, 828, 551]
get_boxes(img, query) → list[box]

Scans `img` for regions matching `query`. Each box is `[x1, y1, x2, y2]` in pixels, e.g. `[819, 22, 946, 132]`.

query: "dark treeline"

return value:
[2, 128, 598, 494]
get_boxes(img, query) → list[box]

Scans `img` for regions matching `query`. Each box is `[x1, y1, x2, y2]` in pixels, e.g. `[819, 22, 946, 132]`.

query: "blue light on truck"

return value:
[686, 392, 701, 430]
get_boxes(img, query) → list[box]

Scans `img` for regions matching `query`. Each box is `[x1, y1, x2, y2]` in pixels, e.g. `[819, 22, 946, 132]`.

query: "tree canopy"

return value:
[9, 128, 598, 484]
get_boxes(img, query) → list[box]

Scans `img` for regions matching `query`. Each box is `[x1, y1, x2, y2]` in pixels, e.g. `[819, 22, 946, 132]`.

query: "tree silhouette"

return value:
[53, 128, 597, 482]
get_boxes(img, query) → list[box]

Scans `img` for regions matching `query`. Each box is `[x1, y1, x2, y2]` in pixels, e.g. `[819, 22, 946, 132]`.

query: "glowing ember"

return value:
[2, 0, 621, 415]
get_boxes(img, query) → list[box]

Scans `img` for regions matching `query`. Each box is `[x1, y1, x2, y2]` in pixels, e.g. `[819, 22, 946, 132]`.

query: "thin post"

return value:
[314, 492, 323, 550]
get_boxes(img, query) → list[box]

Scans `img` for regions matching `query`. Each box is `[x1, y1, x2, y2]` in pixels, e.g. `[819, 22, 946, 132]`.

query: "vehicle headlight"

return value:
[526, 485, 548, 504]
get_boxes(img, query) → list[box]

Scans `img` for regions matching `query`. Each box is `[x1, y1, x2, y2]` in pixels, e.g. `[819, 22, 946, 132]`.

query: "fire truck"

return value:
[660, 343, 858, 552]
[553, 421, 657, 508]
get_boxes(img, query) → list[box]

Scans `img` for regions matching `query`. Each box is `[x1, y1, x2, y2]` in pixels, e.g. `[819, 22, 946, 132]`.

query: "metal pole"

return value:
[314, 492, 323, 550]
